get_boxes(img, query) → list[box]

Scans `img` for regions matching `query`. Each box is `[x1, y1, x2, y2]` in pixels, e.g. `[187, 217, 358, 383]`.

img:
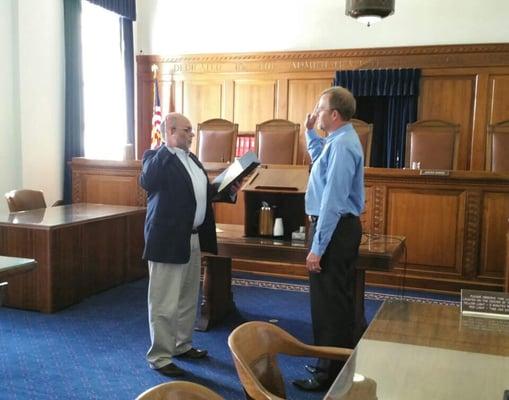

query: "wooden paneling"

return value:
[480, 192, 509, 276]
[81, 175, 141, 206]
[387, 189, 464, 271]
[72, 158, 146, 206]
[181, 80, 224, 153]
[138, 44, 509, 171]
[287, 79, 331, 164]
[488, 74, 509, 124]
[419, 75, 476, 170]
[233, 80, 277, 131]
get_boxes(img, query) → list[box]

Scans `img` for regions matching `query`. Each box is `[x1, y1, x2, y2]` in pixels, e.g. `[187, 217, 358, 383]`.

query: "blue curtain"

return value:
[334, 69, 421, 167]
[86, 0, 136, 19]
[121, 19, 135, 146]
[63, 0, 84, 204]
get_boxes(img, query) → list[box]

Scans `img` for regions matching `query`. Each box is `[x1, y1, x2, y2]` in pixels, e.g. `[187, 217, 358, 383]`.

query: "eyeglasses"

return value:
[173, 126, 193, 134]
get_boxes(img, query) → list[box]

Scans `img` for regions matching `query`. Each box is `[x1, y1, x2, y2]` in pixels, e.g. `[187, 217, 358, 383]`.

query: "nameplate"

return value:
[461, 289, 509, 319]
[419, 169, 450, 176]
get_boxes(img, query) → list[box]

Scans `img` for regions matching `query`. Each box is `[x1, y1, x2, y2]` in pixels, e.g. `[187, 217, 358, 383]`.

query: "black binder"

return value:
[212, 151, 260, 196]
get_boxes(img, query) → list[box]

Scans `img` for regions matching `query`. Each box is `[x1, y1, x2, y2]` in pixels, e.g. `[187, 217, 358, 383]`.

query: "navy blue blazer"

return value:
[140, 146, 218, 264]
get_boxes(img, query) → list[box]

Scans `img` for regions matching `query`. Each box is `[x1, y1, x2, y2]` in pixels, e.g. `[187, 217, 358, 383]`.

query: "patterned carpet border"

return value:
[231, 277, 460, 306]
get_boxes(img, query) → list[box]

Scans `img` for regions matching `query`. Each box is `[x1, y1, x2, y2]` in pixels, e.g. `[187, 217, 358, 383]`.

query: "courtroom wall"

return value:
[136, 0, 509, 55]
[0, 0, 65, 213]
[136, 44, 509, 169]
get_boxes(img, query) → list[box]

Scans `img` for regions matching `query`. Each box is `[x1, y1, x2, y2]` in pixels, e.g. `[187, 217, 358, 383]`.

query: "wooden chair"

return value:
[228, 321, 352, 400]
[255, 119, 300, 165]
[5, 189, 63, 212]
[135, 381, 224, 400]
[486, 120, 509, 173]
[405, 120, 460, 170]
[351, 118, 373, 167]
[196, 118, 238, 163]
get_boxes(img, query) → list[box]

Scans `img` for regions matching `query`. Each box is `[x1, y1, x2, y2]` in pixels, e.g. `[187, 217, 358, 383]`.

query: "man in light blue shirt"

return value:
[294, 86, 364, 392]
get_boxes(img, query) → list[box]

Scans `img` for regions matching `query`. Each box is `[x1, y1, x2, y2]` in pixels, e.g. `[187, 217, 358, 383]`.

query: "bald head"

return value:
[162, 112, 194, 151]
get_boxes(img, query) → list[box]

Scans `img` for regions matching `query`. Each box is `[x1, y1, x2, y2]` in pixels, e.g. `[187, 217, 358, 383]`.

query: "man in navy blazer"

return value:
[140, 112, 236, 377]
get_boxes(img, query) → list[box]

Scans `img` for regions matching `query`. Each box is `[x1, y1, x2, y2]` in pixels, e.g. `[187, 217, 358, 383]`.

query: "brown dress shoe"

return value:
[155, 363, 185, 377]
[175, 347, 208, 359]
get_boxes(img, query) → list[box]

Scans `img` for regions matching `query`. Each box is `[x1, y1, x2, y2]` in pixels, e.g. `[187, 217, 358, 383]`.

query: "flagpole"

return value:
[151, 64, 158, 80]
[150, 64, 162, 149]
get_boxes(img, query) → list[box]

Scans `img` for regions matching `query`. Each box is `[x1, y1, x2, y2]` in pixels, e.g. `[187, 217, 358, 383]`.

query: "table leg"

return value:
[354, 269, 367, 344]
[196, 255, 236, 331]
[0, 282, 7, 306]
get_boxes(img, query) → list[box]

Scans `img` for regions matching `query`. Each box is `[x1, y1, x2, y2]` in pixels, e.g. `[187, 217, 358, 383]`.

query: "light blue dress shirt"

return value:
[305, 123, 365, 256]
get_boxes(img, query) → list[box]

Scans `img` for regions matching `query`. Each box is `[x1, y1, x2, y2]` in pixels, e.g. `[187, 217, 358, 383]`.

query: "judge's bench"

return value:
[69, 157, 509, 295]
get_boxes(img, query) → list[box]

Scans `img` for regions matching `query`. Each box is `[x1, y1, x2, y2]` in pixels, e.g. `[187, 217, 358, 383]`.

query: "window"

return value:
[81, 1, 126, 160]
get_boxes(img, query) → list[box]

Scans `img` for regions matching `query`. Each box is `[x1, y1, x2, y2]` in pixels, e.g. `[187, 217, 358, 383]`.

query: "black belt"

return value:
[308, 213, 356, 223]
[191, 228, 199, 234]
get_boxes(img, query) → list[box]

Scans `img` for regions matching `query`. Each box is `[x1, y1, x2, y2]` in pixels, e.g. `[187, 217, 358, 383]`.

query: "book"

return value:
[212, 151, 260, 196]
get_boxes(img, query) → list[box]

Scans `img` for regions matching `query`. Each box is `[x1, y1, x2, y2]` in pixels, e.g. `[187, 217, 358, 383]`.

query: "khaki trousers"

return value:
[146, 234, 201, 369]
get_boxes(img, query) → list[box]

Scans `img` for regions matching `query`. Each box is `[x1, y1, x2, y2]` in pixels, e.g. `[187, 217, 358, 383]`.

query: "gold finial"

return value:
[151, 64, 159, 79]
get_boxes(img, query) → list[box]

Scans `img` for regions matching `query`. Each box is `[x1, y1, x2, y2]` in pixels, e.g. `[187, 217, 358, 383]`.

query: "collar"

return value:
[166, 145, 189, 157]
[326, 122, 353, 143]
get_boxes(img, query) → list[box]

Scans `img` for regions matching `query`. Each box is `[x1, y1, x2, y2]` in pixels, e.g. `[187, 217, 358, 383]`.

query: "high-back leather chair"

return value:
[5, 189, 47, 212]
[255, 119, 300, 165]
[228, 321, 352, 400]
[196, 118, 238, 163]
[135, 381, 224, 400]
[5, 189, 63, 212]
[351, 119, 373, 167]
[486, 120, 509, 173]
[405, 120, 460, 170]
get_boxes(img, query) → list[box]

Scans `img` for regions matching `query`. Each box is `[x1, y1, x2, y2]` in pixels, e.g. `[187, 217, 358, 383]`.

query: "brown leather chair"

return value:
[135, 381, 224, 400]
[5, 189, 63, 212]
[405, 120, 460, 170]
[351, 119, 373, 167]
[228, 321, 352, 400]
[196, 118, 238, 163]
[255, 119, 300, 165]
[486, 120, 509, 173]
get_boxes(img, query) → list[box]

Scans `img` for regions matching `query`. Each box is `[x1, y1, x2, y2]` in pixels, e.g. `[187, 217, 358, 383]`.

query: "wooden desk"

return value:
[0, 256, 36, 306]
[325, 300, 509, 400]
[198, 224, 405, 334]
[0, 204, 146, 312]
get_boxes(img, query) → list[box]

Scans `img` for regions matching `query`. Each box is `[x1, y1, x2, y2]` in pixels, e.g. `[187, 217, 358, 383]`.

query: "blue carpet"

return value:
[0, 273, 459, 400]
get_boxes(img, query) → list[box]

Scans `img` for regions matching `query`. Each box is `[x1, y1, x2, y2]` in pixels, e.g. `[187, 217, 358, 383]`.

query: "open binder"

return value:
[212, 151, 260, 196]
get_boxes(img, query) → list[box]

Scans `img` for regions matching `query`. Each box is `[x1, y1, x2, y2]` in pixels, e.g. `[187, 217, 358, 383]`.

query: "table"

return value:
[325, 300, 509, 400]
[0, 204, 146, 312]
[197, 223, 405, 333]
[0, 256, 36, 306]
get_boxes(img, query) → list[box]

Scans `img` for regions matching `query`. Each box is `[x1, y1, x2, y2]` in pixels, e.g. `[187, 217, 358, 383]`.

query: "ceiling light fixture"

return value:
[345, 0, 395, 27]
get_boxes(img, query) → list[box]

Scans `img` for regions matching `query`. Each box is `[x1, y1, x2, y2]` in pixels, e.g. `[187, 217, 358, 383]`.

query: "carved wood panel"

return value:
[462, 190, 482, 278]
[419, 75, 476, 170]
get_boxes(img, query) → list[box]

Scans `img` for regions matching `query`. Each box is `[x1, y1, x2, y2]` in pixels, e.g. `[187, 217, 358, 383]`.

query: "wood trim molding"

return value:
[137, 43, 509, 75]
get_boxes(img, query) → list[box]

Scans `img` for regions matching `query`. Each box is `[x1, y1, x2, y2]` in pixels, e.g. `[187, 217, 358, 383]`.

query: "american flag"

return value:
[150, 77, 162, 149]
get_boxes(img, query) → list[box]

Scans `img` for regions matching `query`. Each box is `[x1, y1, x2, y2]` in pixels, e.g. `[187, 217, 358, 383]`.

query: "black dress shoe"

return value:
[176, 347, 208, 359]
[155, 363, 185, 377]
[305, 364, 325, 375]
[293, 377, 330, 392]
